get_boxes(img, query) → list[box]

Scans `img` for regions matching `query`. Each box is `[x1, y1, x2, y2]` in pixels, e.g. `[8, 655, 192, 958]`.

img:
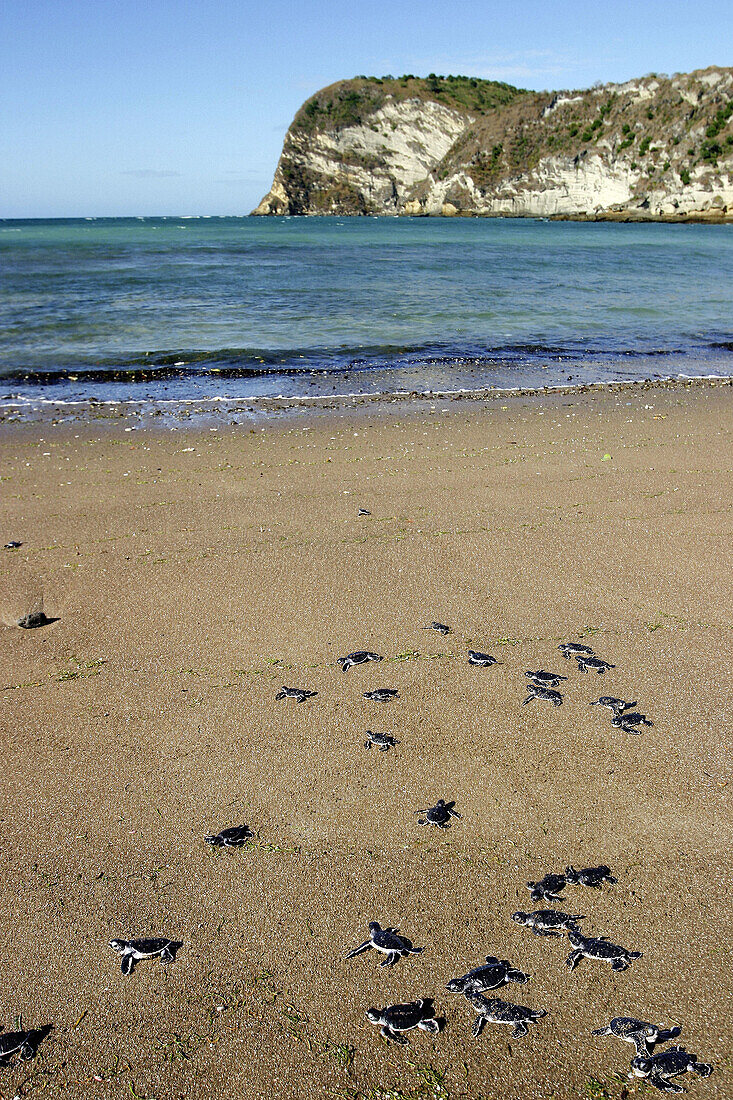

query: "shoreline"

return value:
[1, 373, 731, 432]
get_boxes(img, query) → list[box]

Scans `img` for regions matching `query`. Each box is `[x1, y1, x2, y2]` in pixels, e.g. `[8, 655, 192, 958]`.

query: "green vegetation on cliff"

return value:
[292, 74, 524, 135]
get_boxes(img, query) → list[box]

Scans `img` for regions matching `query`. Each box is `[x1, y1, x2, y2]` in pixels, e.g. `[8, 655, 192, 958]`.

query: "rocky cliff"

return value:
[253, 69, 733, 220]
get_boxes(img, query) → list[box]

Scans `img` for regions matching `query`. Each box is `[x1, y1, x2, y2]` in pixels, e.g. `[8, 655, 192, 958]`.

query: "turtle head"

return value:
[564, 866, 579, 882]
[566, 929, 583, 946]
[511, 911, 529, 924]
[109, 939, 127, 955]
[445, 977, 466, 993]
[630, 1056, 652, 1077]
[368, 921, 381, 934]
[365, 1008, 382, 1024]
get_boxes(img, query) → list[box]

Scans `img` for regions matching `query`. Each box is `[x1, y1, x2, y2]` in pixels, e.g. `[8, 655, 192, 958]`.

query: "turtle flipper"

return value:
[160, 944, 175, 963]
[19, 1041, 36, 1061]
[472, 1017, 486, 1038]
[418, 1018, 440, 1033]
[345, 941, 371, 959]
[121, 952, 136, 975]
[566, 949, 583, 969]
[512, 1022, 529, 1038]
[649, 1073, 685, 1094]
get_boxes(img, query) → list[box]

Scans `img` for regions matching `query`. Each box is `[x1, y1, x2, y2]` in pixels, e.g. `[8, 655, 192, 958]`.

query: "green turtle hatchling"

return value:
[364, 688, 399, 701]
[467, 994, 547, 1038]
[512, 910, 584, 936]
[630, 1047, 713, 1093]
[526, 872, 567, 902]
[275, 686, 317, 702]
[109, 937, 181, 975]
[523, 683, 563, 706]
[365, 729, 399, 752]
[365, 1000, 441, 1044]
[0, 1025, 52, 1065]
[565, 864, 617, 889]
[338, 651, 383, 672]
[426, 621, 451, 635]
[446, 956, 529, 995]
[575, 655, 615, 674]
[205, 825, 253, 847]
[467, 650, 498, 667]
[416, 799, 461, 828]
[346, 922, 423, 968]
[592, 1016, 679, 1057]
[558, 642, 595, 659]
[566, 929, 641, 971]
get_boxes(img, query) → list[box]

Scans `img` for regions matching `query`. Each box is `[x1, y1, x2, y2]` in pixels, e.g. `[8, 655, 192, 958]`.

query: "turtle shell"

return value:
[481, 998, 536, 1022]
[383, 1001, 429, 1030]
[129, 938, 172, 956]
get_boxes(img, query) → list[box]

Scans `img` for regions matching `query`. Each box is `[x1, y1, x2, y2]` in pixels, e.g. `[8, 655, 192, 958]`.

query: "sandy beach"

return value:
[1, 380, 731, 1100]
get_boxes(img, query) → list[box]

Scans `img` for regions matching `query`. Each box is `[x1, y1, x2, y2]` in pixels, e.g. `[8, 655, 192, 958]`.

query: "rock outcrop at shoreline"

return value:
[253, 68, 733, 220]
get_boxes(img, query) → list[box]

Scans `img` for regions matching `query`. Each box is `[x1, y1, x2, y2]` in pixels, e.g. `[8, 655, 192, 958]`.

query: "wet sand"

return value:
[0, 381, 731, 1100]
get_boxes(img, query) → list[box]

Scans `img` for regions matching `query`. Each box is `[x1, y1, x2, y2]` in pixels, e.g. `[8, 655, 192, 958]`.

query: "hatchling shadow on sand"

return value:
[0, 1024, 53, 1065]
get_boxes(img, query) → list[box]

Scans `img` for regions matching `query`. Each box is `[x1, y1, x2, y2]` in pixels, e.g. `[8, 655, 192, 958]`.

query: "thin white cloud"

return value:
[121, 169, 182, 179]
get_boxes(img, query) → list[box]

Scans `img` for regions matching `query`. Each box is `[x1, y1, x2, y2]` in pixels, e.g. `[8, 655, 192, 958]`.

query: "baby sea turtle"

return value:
[205, 825, 253, 847]
[338, 651, 383, 672]
[0, 1025, 52, 1065]
[558, 642, 595, 659]
[346, 922, 423, 968]
[3, 540, 22, 550]
[566, 930, 641, 971]
[416, 799, 461, 829]
[630, 1047, 713, 1093]
[468, 650, 497, 667]
[575, 655, 615, 674]
[365, 1000, 441, 1044]
[590, 696, 638, 717]
[592, 1017, 677, 1057]
[426, 622, 451, 635]
[467, 995, 547, 1039]
[525, 669, 568, 688]
[526, 872, 567, 903]
[17, 610, 57, 629]
[565, 864, 617, 889]
[364, 688, 399, 702]
[611, 710, 653, 730]
[523, 684, 563, 707]
[358, 508, 371, 516]
[109, 937, 181, 975]
[275, 686, 317, 702]
[365, 729, 399, 752]
[512, 910, 584, 936]
[446, 956, 529, 995]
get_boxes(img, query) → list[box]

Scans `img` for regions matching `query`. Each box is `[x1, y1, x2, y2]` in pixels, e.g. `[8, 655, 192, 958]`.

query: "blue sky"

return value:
[0, 0, 727, 217]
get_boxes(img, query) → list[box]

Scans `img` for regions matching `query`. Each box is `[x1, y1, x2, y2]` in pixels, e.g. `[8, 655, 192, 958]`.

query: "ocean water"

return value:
[1, 216, 732, 415]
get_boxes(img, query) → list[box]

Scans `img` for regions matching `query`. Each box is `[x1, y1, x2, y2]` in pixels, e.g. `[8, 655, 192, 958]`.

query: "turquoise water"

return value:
[1, 216, 732, 409]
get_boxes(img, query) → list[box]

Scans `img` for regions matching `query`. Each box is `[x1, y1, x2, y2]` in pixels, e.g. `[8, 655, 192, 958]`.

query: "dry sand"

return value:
[0, 381, 731, 1100]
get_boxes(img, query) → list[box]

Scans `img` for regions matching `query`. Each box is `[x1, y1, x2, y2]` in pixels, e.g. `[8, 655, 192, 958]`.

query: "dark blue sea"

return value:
[1, 216, 732, 417]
